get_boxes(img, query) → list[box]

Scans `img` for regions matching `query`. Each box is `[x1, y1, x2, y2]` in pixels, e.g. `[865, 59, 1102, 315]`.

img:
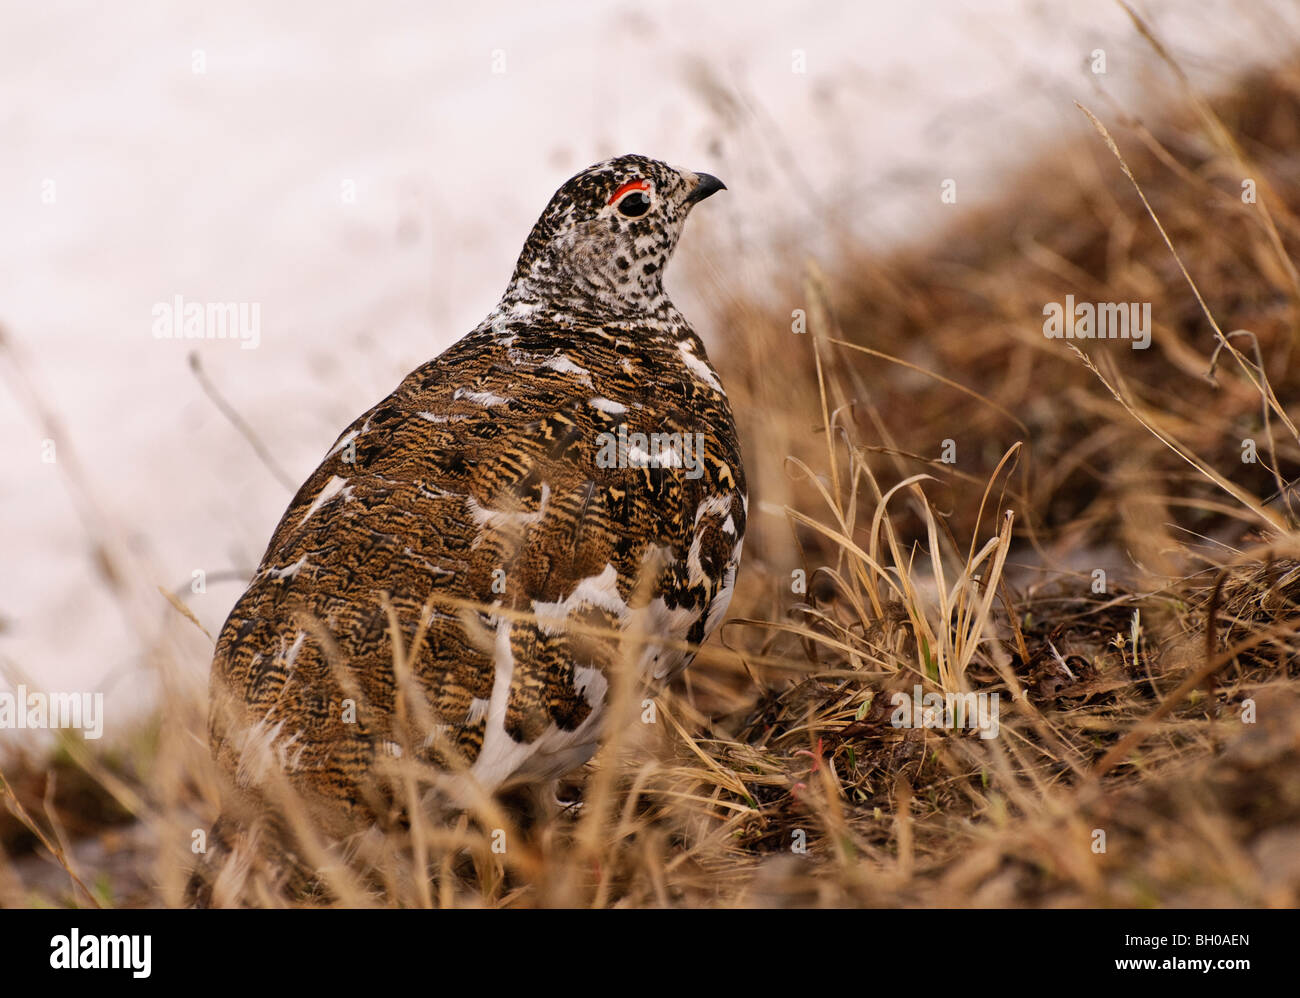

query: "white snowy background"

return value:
[2, 0, 1295, 743]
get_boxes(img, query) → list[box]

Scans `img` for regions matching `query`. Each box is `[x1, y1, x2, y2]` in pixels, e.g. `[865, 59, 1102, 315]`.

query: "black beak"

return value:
[685, 173, 726, 205]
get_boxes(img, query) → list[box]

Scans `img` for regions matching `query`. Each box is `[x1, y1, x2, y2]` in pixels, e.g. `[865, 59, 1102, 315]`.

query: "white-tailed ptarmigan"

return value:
[203, 154, 746, 888]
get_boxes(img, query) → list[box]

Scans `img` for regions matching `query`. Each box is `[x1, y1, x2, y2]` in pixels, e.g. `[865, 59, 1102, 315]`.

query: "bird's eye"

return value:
[617, 191, 650, 217]
[608, 179, 651, 218]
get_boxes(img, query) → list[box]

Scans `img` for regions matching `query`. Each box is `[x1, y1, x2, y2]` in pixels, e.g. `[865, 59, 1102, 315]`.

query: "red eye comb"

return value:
[607, 179, 650, 205]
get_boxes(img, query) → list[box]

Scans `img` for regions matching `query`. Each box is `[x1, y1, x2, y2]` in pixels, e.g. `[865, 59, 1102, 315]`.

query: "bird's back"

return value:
[209, 306, 746, 825]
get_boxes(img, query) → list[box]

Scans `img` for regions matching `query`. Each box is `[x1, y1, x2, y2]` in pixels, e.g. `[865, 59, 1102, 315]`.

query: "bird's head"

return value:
[508, 154, 726, 313]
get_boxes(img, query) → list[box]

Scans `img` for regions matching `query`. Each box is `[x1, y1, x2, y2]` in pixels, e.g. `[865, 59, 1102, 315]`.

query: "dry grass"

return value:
[5, 29, 1300, 908]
